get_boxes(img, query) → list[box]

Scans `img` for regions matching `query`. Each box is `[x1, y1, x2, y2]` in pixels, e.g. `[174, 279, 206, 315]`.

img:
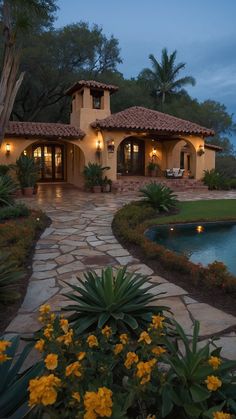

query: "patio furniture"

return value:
[165, 168, 185, 178]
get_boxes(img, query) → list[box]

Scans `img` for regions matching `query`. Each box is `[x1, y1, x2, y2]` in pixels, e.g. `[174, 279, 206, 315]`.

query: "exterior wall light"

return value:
[197, 145, 205, 156]
[96, 139, 101, 152]
[5, 143, 11, 155]
[151, 146, 157, 158]
[107, 139, 115, 153]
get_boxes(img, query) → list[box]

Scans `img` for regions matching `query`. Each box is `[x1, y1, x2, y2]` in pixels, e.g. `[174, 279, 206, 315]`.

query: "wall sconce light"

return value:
[152, 146, 157, 157]
[5, 143, 11, 155]
[23, 150, 27, 156]
[107, 139, 115, 153]
[197, 144, 205, 156]
[96, 139, 101, 153]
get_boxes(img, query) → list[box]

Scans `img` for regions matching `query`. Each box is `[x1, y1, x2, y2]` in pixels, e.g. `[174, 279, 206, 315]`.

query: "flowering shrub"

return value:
[28, 304, 236, 418]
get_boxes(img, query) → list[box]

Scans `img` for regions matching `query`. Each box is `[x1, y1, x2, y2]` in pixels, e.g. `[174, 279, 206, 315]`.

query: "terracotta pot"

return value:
[14, 189, 23, 198]
[23, 187, 34, 196]
[33, 184, 38, 194]
[92, 185, 102, 193]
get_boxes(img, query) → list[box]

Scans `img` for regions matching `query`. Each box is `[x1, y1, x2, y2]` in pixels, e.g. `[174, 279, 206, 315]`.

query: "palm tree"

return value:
[0, 0, 57, 145]
[139, 48, 196, 105]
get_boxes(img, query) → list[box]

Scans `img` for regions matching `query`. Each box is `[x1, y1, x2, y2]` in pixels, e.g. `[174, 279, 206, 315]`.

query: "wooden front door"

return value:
[33, 144, 64, 181]
[117, 138, 145, 175]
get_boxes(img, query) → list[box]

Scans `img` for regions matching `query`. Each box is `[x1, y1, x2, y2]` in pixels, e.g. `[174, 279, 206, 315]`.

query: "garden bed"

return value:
[0, 210, 50, 333]
[112, 200, 236, 318]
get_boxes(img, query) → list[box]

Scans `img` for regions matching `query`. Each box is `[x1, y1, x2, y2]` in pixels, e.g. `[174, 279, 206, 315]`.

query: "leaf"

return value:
[190, 384, 210, 402]
[184, 403, 202, 418]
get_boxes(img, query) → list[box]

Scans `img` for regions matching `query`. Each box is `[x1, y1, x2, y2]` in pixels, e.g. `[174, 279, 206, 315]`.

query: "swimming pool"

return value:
[146, 221, 236, 275]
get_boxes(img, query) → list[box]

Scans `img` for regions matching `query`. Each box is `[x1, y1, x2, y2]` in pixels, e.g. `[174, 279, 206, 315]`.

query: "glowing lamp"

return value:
[96, 139, 101, 152]
[196, 225, 204, 233]
[170, 227, 174, 231]
[107, 139, 115, 153]
[5, 143, 11, 155]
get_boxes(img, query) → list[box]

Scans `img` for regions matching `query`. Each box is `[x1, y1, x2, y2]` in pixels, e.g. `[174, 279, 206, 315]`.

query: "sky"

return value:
[56, 0, 236, 122]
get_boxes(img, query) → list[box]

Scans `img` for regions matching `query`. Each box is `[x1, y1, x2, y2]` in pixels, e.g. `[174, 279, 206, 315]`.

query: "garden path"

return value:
[5, 185, 236, 360]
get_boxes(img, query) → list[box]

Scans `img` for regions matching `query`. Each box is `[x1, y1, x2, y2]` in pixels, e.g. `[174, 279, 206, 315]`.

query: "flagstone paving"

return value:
[5, 185, 236, 360]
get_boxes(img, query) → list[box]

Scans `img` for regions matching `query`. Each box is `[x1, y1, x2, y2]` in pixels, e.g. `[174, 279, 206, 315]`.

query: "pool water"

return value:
[146, 222, 236, 275]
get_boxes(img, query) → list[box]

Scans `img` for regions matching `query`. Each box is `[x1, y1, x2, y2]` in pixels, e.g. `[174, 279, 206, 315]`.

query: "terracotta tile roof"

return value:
[65, 80, 119, 95]
[91, 106, 215, 137]
[205, 143, 222, 151]
[5, 121, 85, 139]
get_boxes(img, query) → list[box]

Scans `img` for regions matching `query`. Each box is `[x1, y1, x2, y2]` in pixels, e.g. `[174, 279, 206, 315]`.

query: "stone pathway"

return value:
[5, 185, 236, 360]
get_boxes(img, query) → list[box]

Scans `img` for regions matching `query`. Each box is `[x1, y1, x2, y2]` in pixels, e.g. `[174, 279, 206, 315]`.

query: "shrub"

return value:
[203, 169, 230, 190]
[0, 253, 24, 303]
[0, 335, 43, 418]
[63, 267, 167, 335]
[0, 165, 10, 176]
[30, 305, 236, 418]
[0, 175, 18, 206]
[229, 179, 236, 189]
[0, 203, 29, 221]
[140, 182, 178, 212]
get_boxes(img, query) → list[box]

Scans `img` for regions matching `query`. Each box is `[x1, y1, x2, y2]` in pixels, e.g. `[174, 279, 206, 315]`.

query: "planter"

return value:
[33, 184, 38, 195]
[92, 185, 102, 193]
[23, 186, 34, 196]
[102, 184, 111, 193]
[14, 189, 23, 198]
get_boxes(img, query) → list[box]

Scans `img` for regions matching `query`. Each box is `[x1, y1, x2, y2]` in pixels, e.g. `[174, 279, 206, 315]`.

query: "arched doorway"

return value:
[117, 137, 145, 175]
[32, 144, 65, 181]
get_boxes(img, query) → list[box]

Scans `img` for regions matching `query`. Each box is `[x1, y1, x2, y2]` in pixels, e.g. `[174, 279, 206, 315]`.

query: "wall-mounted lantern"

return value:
[96, 139, 102, 153]
[107, 139, 115, 153]
[5, 143, 11, 156]
[151, 146, 157, 158]
[197, 144, 205, 156]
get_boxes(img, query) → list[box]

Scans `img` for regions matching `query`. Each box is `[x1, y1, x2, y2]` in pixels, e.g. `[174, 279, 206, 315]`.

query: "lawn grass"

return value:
[149, 199, 236, 225]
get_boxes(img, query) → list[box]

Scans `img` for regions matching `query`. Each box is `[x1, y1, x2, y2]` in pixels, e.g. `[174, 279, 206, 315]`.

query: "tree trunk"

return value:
[0, 44, 24, 146]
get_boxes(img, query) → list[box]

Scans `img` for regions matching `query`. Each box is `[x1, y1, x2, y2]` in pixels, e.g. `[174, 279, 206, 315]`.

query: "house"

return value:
[0, 80, 221, 187]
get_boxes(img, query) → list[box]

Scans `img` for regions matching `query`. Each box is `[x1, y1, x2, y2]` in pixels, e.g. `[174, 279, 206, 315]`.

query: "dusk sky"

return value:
[56, 0, 236, 120]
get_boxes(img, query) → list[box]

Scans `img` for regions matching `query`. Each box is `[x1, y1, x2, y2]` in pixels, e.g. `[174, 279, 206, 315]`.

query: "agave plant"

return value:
[140, 182, 178, 212]
[0, 335, 43, 418]
[0, 175, 18, 206]
[63, 267, 167, 335]
[0, 253, 24, 303]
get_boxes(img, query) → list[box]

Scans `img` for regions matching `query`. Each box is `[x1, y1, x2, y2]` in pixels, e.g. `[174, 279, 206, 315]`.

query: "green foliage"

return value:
[83, 162, 110, 189]
[0, 165, 10, 176]
[138, 48, 195, 105]
[63, 267, 167, 335]
[140, 182, 178, 212]
[216, 155, 236, 178]
[0, 203, 29, 221]
[203, 169, 230, 190]
[0, 175, 18, 206]
[160, 320, 236, 418]
[0, 253, 24, 303]
[0, 335, 43, 418]
[16, 155, 39, 188]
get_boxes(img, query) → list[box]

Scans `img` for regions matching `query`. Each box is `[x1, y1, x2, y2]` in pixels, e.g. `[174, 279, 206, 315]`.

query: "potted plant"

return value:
[147, 161, 157, 177]
[83, 163, 110, 193]
[102, 176, 112, 193]
[16, 155, 39, 196]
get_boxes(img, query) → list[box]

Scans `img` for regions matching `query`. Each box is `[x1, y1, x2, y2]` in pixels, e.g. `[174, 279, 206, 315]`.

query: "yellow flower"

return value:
[151, 315, 165, 329]
[114, 343, 124, 355]
[65, 361, 82, 377]
[84, 387, 113, 418]
[0, 340, 11, 352]
[101, 325, 112, 338]
[34, 339, 45, 352]
[136, 359, 157, 385]
[147, 415, 156, 419]
[43, 324, 54, 340]
[208, 356, 221, 370]
[45, 354, 58, 370]
[151, 346, 166, 356]
[77, 351, 86, 360]
[57, 329, 73, 346]
[72, 392, 81, 402]
[28, 374, 61, 406]
[138, 331, 152, 345]
[119, 333, 129, 344]
[60, 318, 69, 333]
[87, 335, 99, 348]
[124, 352, 139, 369]
[213, 412, 232, 419]
[205, 375, 222, 391]
[0, 353, 11, 363]
[39, 304, 51, 314]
